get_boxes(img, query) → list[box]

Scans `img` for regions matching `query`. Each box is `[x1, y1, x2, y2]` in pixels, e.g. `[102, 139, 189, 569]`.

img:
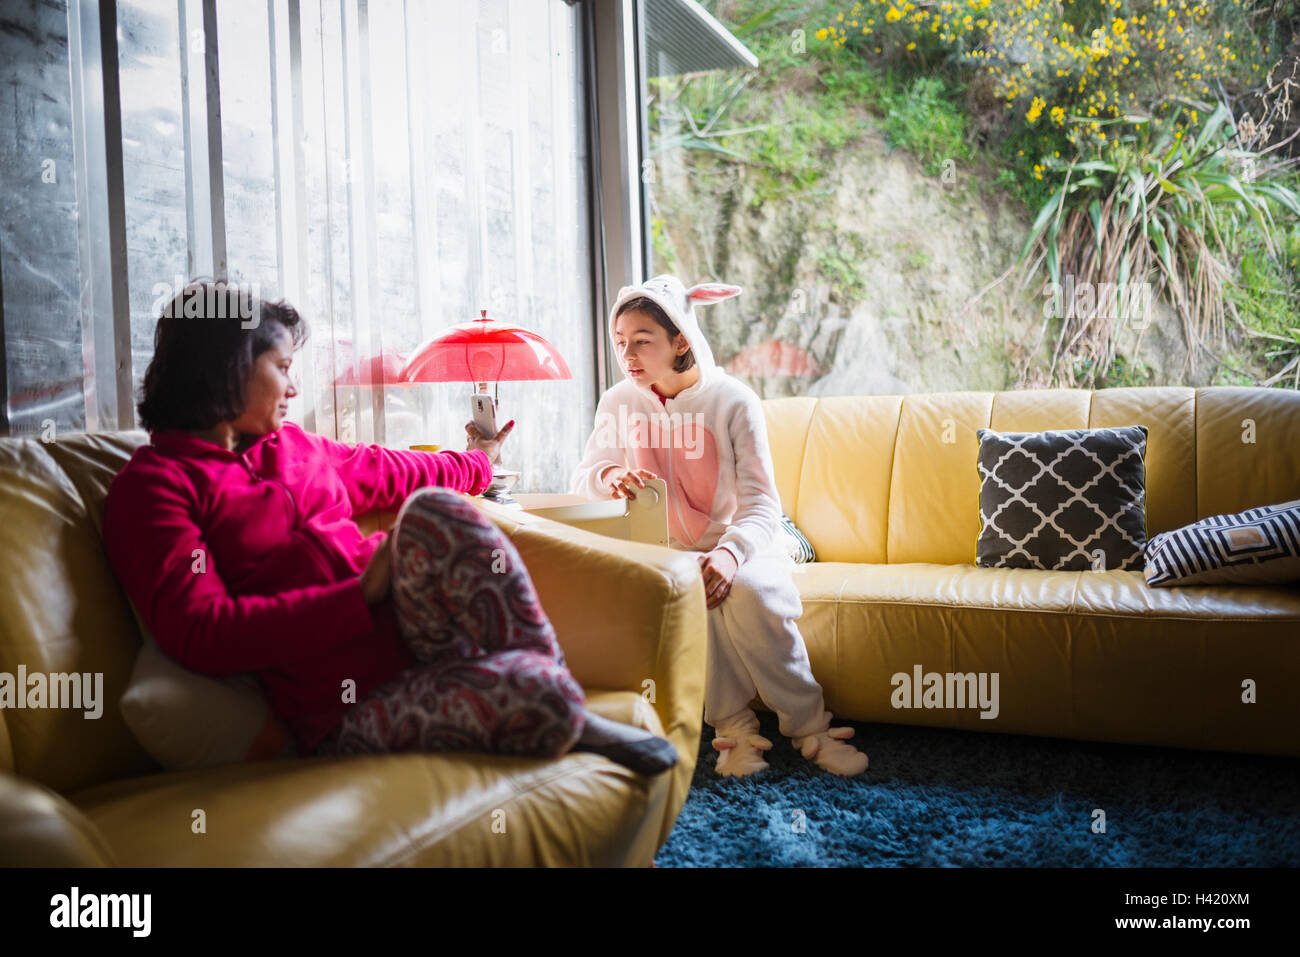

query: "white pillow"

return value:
[119, 618, 297, 770]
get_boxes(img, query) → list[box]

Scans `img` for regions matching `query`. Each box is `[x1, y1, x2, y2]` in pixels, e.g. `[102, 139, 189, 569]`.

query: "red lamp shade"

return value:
[400, 311, 572, 384]
[333, 350, 408, 387]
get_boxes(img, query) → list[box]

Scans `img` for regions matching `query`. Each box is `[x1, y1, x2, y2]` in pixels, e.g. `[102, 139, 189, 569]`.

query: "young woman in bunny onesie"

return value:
[570, 275, 868, 777]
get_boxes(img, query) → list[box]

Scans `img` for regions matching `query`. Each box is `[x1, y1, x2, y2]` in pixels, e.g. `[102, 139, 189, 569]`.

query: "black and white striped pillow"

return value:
[1144, 499, 1300, 586]
[779, 513, 816, 563]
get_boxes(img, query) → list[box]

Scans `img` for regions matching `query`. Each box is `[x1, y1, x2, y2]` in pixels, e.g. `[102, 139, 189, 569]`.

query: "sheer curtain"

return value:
[3, 0, 596, 495]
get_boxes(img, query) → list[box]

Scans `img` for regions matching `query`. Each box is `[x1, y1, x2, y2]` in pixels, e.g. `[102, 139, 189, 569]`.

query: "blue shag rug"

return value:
[654, 709, 1300, 867]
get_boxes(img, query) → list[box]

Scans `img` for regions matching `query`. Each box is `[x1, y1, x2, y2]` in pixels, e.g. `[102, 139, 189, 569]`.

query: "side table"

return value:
[507, 478, 670, 546]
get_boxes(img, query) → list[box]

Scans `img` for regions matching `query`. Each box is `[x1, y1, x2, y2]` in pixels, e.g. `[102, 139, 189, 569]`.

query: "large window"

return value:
[2, 0, 596, 494]
[637, 1, 1300, 395]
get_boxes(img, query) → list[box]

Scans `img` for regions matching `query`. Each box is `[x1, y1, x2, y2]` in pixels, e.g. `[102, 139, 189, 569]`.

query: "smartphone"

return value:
[471, 393, 498, 441]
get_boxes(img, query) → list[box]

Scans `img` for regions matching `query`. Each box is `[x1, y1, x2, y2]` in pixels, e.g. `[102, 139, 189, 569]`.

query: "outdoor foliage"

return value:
[1015, 103, 1300, 386]
[653, 0, 1300, 387]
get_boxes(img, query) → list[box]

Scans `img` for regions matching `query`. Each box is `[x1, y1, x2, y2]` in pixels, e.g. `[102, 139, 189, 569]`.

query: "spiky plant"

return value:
[1014, 103, 1300, 387]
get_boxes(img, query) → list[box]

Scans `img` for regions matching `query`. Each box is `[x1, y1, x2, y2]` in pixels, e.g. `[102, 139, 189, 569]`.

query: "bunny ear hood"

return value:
[609, 275, 742, 397]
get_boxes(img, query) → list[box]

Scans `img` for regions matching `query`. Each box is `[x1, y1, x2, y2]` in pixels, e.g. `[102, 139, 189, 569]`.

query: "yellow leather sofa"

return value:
[0, 431, 705, 866]
[757, 386, 1300, 757]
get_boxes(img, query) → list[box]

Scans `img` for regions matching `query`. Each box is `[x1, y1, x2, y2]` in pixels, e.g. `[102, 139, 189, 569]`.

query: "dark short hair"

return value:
[615, 296, 695, 373]
[137, 279, 309, 432]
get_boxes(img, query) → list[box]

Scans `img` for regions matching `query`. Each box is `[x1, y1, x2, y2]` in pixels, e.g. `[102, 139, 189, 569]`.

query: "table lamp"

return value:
[400, 309, 572, 504]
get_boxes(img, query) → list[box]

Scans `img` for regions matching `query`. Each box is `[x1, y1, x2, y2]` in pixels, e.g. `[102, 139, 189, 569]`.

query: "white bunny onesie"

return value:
[570, 276, 866, 774]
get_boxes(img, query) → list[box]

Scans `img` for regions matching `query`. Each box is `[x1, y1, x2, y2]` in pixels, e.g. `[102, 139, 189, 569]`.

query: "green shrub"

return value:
[881, 75, 972, 175]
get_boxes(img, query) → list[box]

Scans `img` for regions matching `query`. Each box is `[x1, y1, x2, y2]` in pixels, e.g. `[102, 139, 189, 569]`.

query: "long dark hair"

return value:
[137, 279, 309, 432]
[615, 296, 695, 373]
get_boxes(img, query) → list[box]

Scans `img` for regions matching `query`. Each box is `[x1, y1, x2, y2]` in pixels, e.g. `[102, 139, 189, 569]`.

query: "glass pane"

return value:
[362, 0, 419, 450]
[0, 0, 88, 433]
[263, 0, 594, 492]
[639, 2, 790, 395]
[218, 0, 279, 292]
[118, 0, 189, 402]
[299, 0, 359, 443]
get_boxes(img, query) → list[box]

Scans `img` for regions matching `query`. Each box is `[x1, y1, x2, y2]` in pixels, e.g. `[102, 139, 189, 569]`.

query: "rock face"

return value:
[651, 123, 1201, 397]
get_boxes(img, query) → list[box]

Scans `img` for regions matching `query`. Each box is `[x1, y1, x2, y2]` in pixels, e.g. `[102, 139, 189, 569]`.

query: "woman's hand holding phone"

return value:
[465, 419, 515, 464]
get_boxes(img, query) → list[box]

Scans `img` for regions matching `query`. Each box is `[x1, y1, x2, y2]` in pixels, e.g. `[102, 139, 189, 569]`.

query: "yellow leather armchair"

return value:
[760, 386, 1300, 757]
[0, 431, 706, 866]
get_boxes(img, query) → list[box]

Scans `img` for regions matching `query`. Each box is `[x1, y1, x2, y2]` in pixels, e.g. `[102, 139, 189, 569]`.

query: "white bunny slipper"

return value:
[791, 724, 869, 776]
[710, 708, 773, 778]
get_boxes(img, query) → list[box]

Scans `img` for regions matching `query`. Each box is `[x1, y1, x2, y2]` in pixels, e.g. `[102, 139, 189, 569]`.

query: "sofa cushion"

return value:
[1144, 499, 1300, 586]
[0, 436, 157, 792]
[975, 425, 1148, 571]
[788, 395, 900, 563]
[790, 561, 1300, 755]
[888, 392, 995, 564]
[1194, 387, 1300, 523]
[68, 689, 668, 866]
[763, 386, 1259, 565]
[1087, 387, 1196, 537]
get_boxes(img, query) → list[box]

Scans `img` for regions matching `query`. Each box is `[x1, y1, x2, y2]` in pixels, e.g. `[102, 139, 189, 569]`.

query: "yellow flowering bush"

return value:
[815, 0, 1279, 155]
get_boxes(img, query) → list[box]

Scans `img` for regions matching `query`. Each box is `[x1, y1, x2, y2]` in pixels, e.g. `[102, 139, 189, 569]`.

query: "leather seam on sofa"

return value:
[1067, 573, 1082, 615]
[791, 402, 818, 525]
[833, 576, 848, 696]
[653, 573, 689, 741]
[881, 400, 903, 564]
[61, 806, 121, 868]
[1190, 390, 1201, 522]
[807, 597, 1300, 621]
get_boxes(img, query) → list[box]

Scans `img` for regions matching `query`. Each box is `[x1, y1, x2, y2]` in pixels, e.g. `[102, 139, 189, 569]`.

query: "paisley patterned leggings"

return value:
[313, 488, 587, 759]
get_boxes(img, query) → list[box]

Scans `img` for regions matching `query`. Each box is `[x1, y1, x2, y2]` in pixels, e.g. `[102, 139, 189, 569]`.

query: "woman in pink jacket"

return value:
[103, 280, 676, 776]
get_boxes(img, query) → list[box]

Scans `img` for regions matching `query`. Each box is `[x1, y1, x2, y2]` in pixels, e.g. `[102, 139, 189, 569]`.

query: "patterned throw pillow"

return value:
[779, 512, 817, 563]
[1144, 499, 1300, 586]
[976, 425, 1148, 571]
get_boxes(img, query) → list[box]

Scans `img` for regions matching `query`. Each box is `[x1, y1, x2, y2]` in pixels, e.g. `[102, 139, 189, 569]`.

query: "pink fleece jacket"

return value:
[102, 421, 494, 755]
